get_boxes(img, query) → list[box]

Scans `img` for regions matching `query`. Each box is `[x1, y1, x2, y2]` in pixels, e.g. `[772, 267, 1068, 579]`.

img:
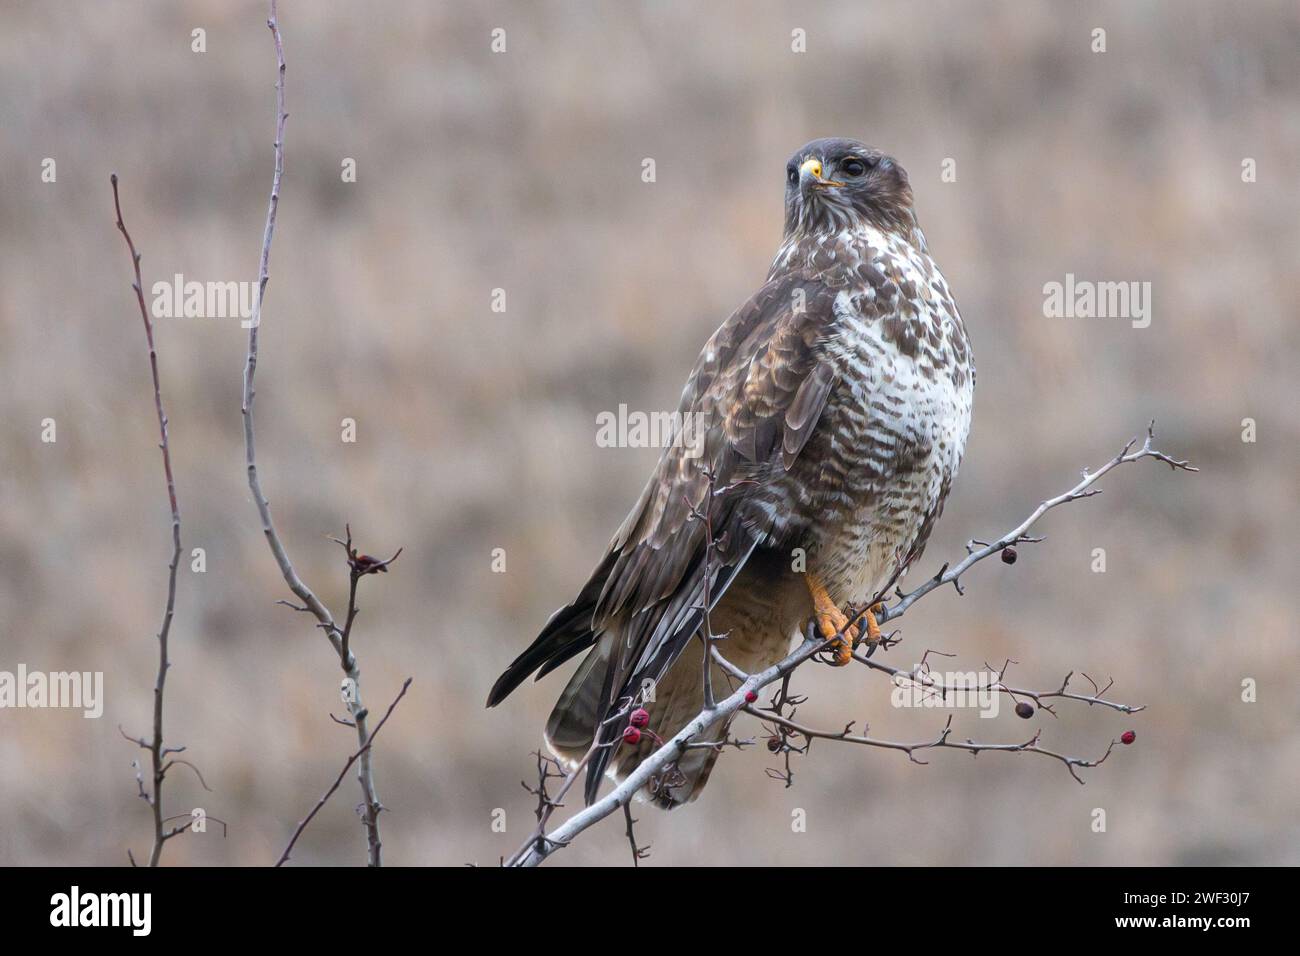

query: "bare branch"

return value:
[111, 172, 194, 867]
[622, 803, 650, 866]
[276, 678, 412, 867]
[239, 0, 396, 867]
[164, 758, 214, 792]
[852, 653, 1145, 716]
[874, 422, 1196, 627]
[747, 707, 1116, 785]
[160, 813, 229, 840]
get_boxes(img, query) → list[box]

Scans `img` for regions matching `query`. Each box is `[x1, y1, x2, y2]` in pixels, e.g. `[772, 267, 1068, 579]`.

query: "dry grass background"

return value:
[1, 0, 1297, 866]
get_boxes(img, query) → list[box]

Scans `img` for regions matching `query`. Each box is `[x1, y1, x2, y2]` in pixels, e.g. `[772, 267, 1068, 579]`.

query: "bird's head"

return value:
[782, 138, 915, 239]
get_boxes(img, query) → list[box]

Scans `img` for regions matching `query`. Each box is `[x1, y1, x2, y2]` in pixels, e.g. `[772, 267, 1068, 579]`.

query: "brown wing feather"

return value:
[596, 276, 838, 621]
[490, 272, 845, 803]
[580, 278, 841, 755]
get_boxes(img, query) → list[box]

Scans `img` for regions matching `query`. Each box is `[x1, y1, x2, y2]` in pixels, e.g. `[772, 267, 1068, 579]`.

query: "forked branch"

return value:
[240, 0, 402, 866]
[276, 678, 413, 867]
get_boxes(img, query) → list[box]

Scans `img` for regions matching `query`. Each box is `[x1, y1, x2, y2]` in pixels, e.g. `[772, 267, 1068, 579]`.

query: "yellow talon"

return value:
[807, 574, 858, 666]
[861, 602, 884, 647]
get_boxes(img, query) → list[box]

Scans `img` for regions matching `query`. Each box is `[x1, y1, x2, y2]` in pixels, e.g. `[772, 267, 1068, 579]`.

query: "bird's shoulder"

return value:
[676, 269, 839, 418]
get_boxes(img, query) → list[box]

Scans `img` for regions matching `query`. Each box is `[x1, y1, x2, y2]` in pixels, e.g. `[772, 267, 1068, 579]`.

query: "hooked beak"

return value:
[799, 158, 844, 191]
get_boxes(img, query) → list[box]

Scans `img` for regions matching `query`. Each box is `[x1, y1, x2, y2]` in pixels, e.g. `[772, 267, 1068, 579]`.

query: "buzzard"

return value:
[488, 138, 974, 808]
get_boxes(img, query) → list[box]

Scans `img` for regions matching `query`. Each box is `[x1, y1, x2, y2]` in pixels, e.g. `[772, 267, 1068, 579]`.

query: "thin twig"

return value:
[276, 678, 412, 867]
[747, 708, 1117, 785]
[111, 173, 186, 867]
[240, 0, 392, 866]
[852, 654, 1145, 716]
[622, 802, 650, 866]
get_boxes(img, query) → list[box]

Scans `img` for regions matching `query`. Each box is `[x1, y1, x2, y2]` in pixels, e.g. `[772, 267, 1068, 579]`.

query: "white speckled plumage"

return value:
[768, 222, 973, 607]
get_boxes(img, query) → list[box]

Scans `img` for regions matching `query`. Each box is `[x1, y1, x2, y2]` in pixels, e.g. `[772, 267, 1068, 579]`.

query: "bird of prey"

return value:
[488, 138, 973, 808]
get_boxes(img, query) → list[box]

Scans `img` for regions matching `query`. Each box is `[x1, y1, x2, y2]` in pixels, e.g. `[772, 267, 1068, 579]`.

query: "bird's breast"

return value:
[785, 225, 974, 603]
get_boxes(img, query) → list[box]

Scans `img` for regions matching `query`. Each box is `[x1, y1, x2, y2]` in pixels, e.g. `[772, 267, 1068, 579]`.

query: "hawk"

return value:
[488, 138, 974, 808]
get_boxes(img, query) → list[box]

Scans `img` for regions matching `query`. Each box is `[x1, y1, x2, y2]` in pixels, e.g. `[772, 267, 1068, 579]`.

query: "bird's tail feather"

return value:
[484, 552, 616, 709]
[543, 639, 613, 765]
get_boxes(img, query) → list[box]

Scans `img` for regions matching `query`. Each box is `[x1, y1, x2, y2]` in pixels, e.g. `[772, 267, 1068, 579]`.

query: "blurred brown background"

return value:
[1, 0, 1297, 866]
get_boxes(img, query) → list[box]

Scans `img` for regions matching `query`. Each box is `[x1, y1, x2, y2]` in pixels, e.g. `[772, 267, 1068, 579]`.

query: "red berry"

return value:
[1120, 730, 1136, 745]
[1001, 547, 1017, 565]
[766, 735, 781, 753]
[629, 707, 650, 728]
[744, 690, 758, 703]
[622, 726, 641, 745]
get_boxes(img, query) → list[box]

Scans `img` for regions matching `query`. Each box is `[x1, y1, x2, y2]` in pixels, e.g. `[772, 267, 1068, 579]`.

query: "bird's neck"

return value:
[770, 216, 927, 281]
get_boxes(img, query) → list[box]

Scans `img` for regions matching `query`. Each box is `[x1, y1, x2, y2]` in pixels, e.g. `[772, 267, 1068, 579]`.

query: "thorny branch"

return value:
[853, 652, 1145, 717]
[748, 666, 1118, 787]
[509, 424, 1194, 866]
[240, 0, 402, 866]
[521, 751, 569, 829]
[112, 173, 206, 867]
[752, 668, 811, 787]
[501, 698, 636, 866]
[623, 803, 651, 867]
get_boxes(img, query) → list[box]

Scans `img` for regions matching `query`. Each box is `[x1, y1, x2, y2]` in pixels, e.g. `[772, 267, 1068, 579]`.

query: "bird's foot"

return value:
[855, 602, 884, 650]
[808, 575, 858, 666]
[816, 607, 857, 666]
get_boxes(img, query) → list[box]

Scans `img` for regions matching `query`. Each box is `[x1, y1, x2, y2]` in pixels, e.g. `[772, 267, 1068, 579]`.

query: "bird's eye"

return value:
[787, 165, 798, 185]
[841, 158, 868, 177]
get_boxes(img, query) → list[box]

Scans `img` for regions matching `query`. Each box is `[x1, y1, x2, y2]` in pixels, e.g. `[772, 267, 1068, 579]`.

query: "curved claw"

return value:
[815, 609, 858, 666]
